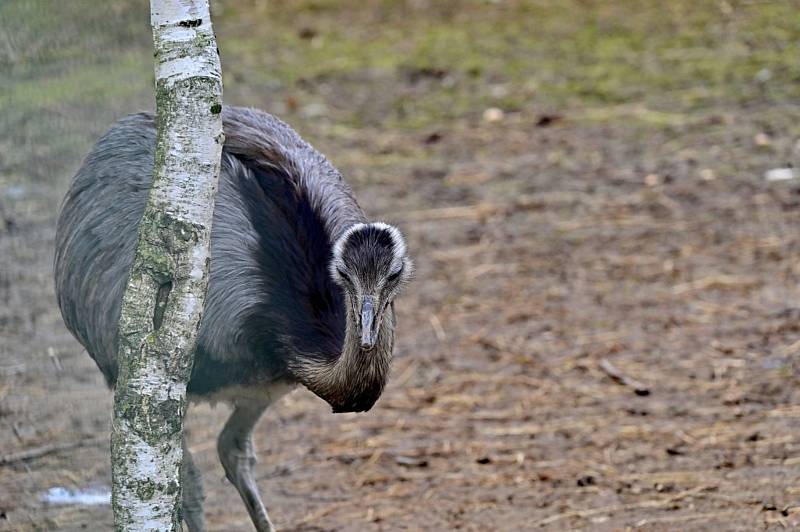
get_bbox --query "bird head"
[330,222,413,350]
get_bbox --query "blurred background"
[2,0,800,529]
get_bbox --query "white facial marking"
[330,222,409,284]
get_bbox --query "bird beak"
[360,296,378,350]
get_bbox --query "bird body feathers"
[54,107,378,401]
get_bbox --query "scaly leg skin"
[181,436,206,532]
[218,400,273,532]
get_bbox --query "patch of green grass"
[2,0,800,191]
[0,1,153,187]
[0,50,152,186]
[216,0,800,129]
[2,52,150,114]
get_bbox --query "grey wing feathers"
[222,108,365,239]
[54,106,364,387]
[54,113,156,382]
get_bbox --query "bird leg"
[217,400,273,532]
[181,435,206,532]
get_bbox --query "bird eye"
[386,267,403,283]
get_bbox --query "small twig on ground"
[599,358,650,396]
[536,485,715,527]
[632,510,743,528]
[0,436,106,466]
[396,194,551,223]
[396,203,500,222]
[671,274,762,295]
[471,335,548,372]
[429,314,447,341]
[293,503,341,526]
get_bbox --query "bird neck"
[292,298,394,413]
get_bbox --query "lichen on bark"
[111,1,223,530]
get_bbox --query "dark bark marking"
[153,281,173,330]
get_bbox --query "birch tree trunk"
[111,1,223,530]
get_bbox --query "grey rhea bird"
[54,106,413,531]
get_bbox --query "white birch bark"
[111,1,223,530]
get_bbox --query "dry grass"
[2,1,800,531]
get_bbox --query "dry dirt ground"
[2,1,800,530]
